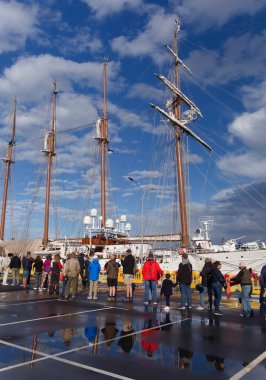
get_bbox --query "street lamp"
[128,176,145,261]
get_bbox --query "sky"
[0,0,266,244]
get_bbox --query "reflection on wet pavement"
[1,309,264,379]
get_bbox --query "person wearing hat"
[121,249,136,302]
[87,255,101,300]
[142,252,163,305]
[230,262,253,318]
[197,258,213,311]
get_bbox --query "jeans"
[180,284,191,307]
[241,285,252,316]
[144,280,157,302]
[212,282,222,312]
[200,286,213,308]
[260,284,265,304]
[61,276,67,297]
[35,272,42,289]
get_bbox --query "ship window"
[107,248,109,250]
[200,258,202,260]
[226,257,228,259]
[241,256,243,258]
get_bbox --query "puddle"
[0,343,42,369]
[0,310,263,378]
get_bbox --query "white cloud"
[56,27,103,55]
[82,0,144,18]
[185,31,266,85]
[127,170,162,180]
[111,8,175,64]
[0,54,121,103]
[127,83,165,103]
[0,0,39,53]
[175,0,266,30]
[217,81,266,179]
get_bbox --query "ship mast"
[43,81,57,247]
[95,60,109,228]
[151,21,211,249]
[0,97,16,240]
[173,23,189,248]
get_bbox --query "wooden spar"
[43,81,57,247]
[150,104,211,152]
[0,97,16,240]
[100,60,108,227]
[173,25,189,248]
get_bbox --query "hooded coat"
[88,259,101,281]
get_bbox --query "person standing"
[160,273,176,311]
[10,253,21,286]
[22,252,32,288]
[2,253,11,285]
[121,249,136,302]
[260,265,266,304]
[142,252,164,305]
[197,258,213,311]
[64,252,80,299]
[60,255,70,298]
[87,256,101,300]
[33,255,43,290]
[106,255,120,301]
[49,254,62,295]
[26,252,34,287]
[211,261,226,316]
[230,262,254,318]
[176,253,193,310]
[41,255,52,290]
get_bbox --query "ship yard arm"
[150,103,212,153]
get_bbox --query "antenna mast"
[0,97,16,240]
[43,81,57,247]
[173,22,189,248]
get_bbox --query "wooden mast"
[0,97,16,240]
[173,23,189,248]
[43,81,57,247]
[100,60,108,227]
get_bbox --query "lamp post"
[128,177,145,261]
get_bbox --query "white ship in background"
[153,216,266,274]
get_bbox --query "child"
[160,273,176,311]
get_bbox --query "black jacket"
[10,256,21,269]
[121,254,135,275]
[211,268,225,286]
[160,279,176,296]
[200,262,212,287]
[177,261,192,285]
[34,259,43,273]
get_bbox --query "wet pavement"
[0,288,265,380]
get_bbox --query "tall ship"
[0,23,265,274]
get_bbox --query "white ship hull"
[156,249,266,274]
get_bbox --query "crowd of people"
[0,250,265,318]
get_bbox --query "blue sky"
[0,0,266,243]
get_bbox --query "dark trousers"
[165,295,170,306]
[49,273,60,294]
[212,282,222,312]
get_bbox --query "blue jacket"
[88,259,101,281]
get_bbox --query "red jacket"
[142,260,164,281]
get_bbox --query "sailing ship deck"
[0,288,265,379]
